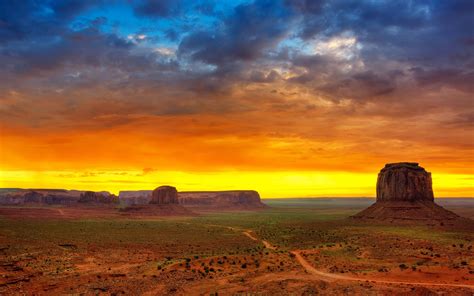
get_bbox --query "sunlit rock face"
[150,186,179,204]
[352,162,461,223]
[376,162,434,202]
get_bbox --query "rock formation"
[117,188,266,209]
[376,162,434,202]
[78,191,118,204]
[118,190,152,205]
[353,162,460,222]
[0,189,116,205]
[150,186,178,204]
[119,186,194,216]
[178,190,266,209]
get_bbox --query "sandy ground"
[1,205,473,295]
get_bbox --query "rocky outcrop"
[78,191,118,204]
[377,162,434,202]
[117,188,265,209]
[0,189,116,205]
[118,190,152,205]
[353,162,460,222]
[150,186,178,204]
[0,186,265,212]
[178,190,266,209]
[0,189,80,205]
[119,186,193,216]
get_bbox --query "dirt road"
[291,250,474,289]
[194,221,474,290]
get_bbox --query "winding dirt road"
[291,250,474,289]
[243,230,277,250]
[242,231,258,241]
[237,227,473,290]
[191,221,473,290]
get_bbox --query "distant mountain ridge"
[0,187,267,210]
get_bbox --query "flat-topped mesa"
[377,162,434,203]
[118,190,151,205]
[117,189,265,209]
[0,189,116,205]
[178,190,266,208]
[352,162,461,222]
[150,186,178,204]
[78,191,118,204]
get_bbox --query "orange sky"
[0,1,473,197]
[1,109,473,197]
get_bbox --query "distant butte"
[119,186,194,216]
[118,189,266,210]
[150,186,179,204]
[352,162,463,223]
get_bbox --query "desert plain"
[0,197,473,295]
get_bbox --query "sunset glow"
[0,1,472,197]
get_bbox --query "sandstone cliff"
[178,190,266,209]
[150,186,179,204]
[353,162,460,222]
[118,190,152,205]
[117,189,265,209]
[78,191,118,204]
[377,162,434,202]
[118,186,194,216]
[0,189,116,205]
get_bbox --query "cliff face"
[150,186,179,204]
[78,191,118,204]
[376,162,434,202]
[353,162,459,222]
[0,189,116,205]
[178,190,266,208]
[118,190,152,205]
[1,187,265,210]
[117,189,265,209]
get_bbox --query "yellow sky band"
[1,170,472,198]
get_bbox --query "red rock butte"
[376,162,434,202]
[150,186,179,204]
[353,162,461,223]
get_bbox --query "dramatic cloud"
[0,0,472,196]
[132,0,184,18]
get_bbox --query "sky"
[0,0,473,197]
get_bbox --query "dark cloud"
[1,27,143,76]
[132,0,183,18]
[444,112,474,128]
[0,0,472,132]
[320,71,396,100]
[411,67,474,93]
[0,0,100,43]
[178,0,294,66]
[249,70,280,83]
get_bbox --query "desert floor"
[1,199,473,295]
